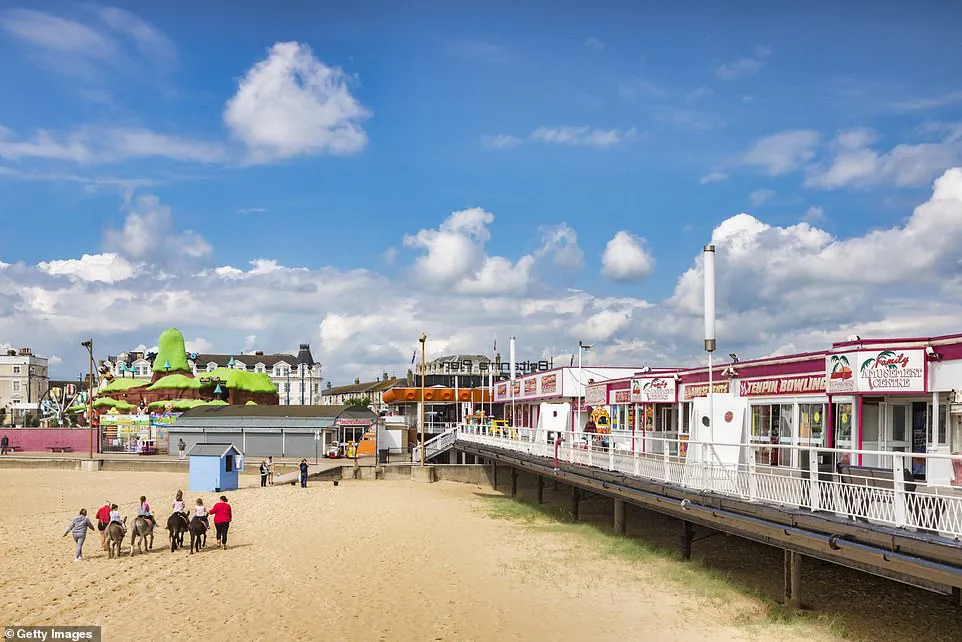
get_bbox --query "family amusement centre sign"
[630,377,677,403]
[826,349,925,394]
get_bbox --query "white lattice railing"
[455,424,962,541]
[412,427,458,463]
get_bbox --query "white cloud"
[104,193,211,264]
[184,337,212,354]
[0,125,225,164]
[7,170,962,386]
[714,47,771,81]
[37,253,137,283]
[889,90,962,112]
[806,126,962,189]
[585,37,606,51]
[481,134,522,150]
[803,206,825,223]
[602,231,655,282]
[530,126,639,148]
[0,7,175,80]
[537,224,584,271]
[743,129,820,175]
[224,41,371,162]
[749,189,776,206]
[700,171,728,184]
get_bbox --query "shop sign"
[540,373,558,395]
[610,389,631,404]
[826,349,926,394]
[857,349,925,393]
[495,382,508,401]
[511,381,521,396]
[826,353,857,394]
[631,377,677,403]
[585,383,607,407]
[524,378,538,396]
[739,374,825,397]
[682,381,730,401]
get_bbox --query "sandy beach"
[0,469,898,641]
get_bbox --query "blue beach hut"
[187,443,244,492]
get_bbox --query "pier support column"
[783,550,802,609]
[570,486,580,521]
[613,499,626,535]
[536,476,544,504]
[491,461,498,490]
[510,467,518,497]
[681,521,693,561]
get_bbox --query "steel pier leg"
[681,521,693,561]
[537,476,544,504]
[784,550,802,609]
[613,498,626,535]
[570,486,580,521]
[510,467,518,497]
[491,461,497,490]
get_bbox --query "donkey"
[189,517,207,554]
[129,515,154,555]
[167,512,189,552]
[107,518,126,559]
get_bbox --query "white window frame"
[12,366,20,375]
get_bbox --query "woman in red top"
[95,500,111,551]
[208,495,232,549]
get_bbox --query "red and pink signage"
[540,373,558,395]
[631,377,677,403]
[611,389,631,404]
[524,378,537,395]
[739,374,825,397]
[826,349,926,394]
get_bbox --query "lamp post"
[704,244,717,470]
[81,339,95,459]
[419,333,426,466]
[577,340,592,447]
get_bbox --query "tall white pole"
[704,244,716,468]
[509,337,516,427]
[454,374,459,425]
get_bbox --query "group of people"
[258,456,312,488]
[63,491,234,561]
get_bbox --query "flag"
[411,350,416,364]
[570,354,574,367]
[493,337,497,353]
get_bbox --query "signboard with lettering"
[540,373,558,395]
[585,383,607,407]
[632,377,677,403]
[611,389,631,404]
[524,378,537,396]
[682,381,730,401]
[739,374,825,397]
[495,382,508,401]
[826,349,926,394]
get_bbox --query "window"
[834,402,853,449]
[225,455,234,472]
[255,365,265,373]
[798,403,825,447]
[12,366,20,374]
[12,381,21,392]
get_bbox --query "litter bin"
[378,449,390,464]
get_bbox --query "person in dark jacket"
[1,434,8,455]
[299,459,309,488]
[259,459,269,487]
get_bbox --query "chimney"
[383,372,388,382]
[326,381,332,390]
[255,351,264,356]
[354,377,360,385]
[18,347,32,356]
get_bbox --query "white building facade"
[0,348,49,425]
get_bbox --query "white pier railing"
[412,427,458,464]
[455,424,962,541]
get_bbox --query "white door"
[861,403,881,467]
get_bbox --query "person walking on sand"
[95,500,111,551]
[178,438,186,461]
[267,456,274,485]
[259,459,269,487]
[208,496,232,549]
[299,459,309,488]
[63,508,94,562]
[1,434,8,455]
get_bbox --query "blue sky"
[1,1,962,383]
